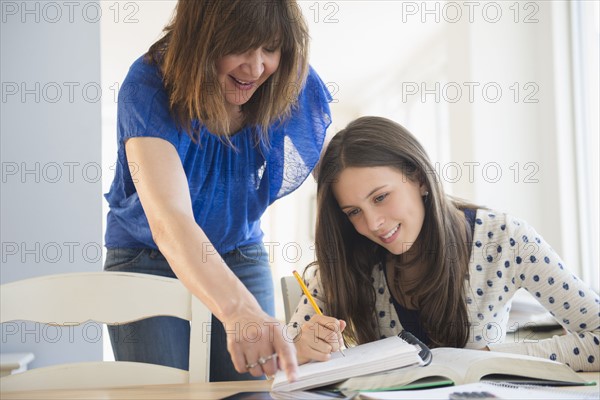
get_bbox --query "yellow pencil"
[292,270,345,356]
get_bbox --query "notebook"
[359,381,599,399]
[271,330,430,392]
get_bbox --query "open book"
[339,347,590,392]
[271,332,427,392]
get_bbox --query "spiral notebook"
[359,381,599,400]
[271,331,430,392]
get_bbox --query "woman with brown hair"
[290,116,599,372]
[104,1,331,381]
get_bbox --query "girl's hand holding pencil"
[292,270,347,365]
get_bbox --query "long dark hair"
[146,0,309,139]
[315,116,478,348]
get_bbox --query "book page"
[339,347,587,392]
[426,348,586,385]
[339,363,458,392]
[340,348,478,391]
[467,350,589,385]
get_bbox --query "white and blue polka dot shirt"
[290,209,600,372]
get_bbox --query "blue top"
[104,55,332,254]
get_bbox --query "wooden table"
[0,353,35,377]
[2,373,599,399]
[1,379,272,399]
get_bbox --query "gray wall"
[1,0,103,368]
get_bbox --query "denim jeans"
[104,244,274,382]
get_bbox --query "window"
[571,1,599,290]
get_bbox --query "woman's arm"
[125,136,298,379]
[488,215,599,372]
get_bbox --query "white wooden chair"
[281,276,303,323]
[281,264,322,323]
[0,272,211,392]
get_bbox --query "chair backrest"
[0,272,211,392]
[281,276,303,323]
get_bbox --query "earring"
[423,191,429,202]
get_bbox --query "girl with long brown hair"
[104,1,331,381]
[290,116,599,372]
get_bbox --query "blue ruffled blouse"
[104,55,332,254]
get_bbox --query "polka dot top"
[289,209,600,372]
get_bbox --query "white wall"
[1,0,103,367]
[100,0,176,215]
[316,1,585,276]
[270,0,598,312]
